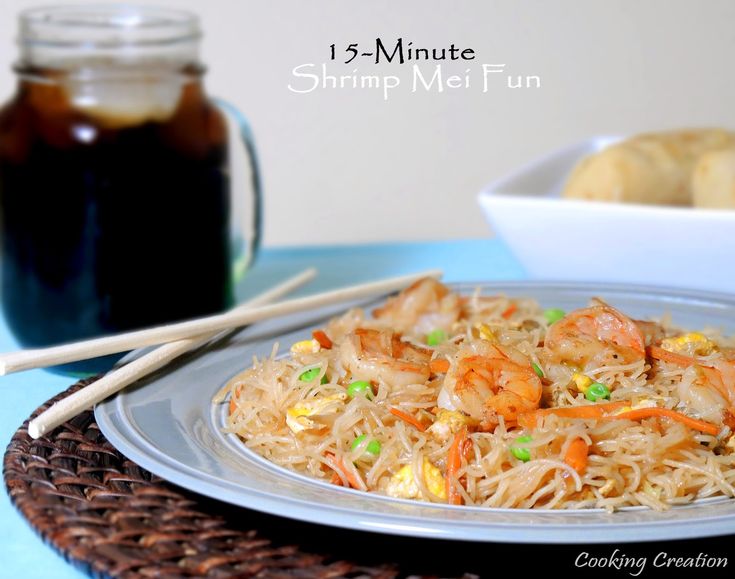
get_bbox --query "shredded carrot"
[430,358,450,374]
[564,438,589,474]
[501,303,517,319]
[325,452,362,489]
[228,385,242,415]
[521,400,720,436]
[389,407,427,431]
[446,427,468,505]
[312,330,333,349]
[604,407,720,436]
[647,345,702,368]
[518,401,628,429]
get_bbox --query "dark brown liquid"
[0,73,233,374]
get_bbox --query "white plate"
[477,137,735,293]
[95,282,735,544]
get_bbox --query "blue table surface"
[1,238,524,578]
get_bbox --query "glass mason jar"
[0,6,261,374]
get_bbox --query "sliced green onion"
[532,363,544,378]
[426,329,447,346]
[544,308,566,325]
[585,382,611,402]
[347,380,374,400]
[511,435,533,462]
[351,434,381,456]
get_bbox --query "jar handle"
[214,98,262,283]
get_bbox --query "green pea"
[351,434,381,456]
[585,382,611,402]
[532,363,544,378]
[347,380,374,400]
[298,368,327,383]
[511,435,533,462]
[544,308,566,325]
[426,329,447,346]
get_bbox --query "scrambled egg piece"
[428,409,468,442]
[612,398,658,415]
[286,393,346,434]
[386,457,447,500]
[474,323,497,343]
[661,333,717,357]
[572,372,593,393]
[290,339,321,354]
[642,480,662,499]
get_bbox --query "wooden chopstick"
[3,268,442,376]
[27,268,318,439]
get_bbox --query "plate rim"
[96,280,735,543]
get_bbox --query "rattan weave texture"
[3,379,406,578]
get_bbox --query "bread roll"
[692,147,735,209]
[562,129,735,205]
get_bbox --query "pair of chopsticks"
[8,268,442,439]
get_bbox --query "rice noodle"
[217,279,735,511]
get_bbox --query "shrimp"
[340,328,431,388]
[325,307,366,342]
[648,342,735,428]
[373,277,461,336]
[544,302,645,369]
[437,341,542,430]
[682,360,735,428]
[635,319,667,347]
[677,365,730,425]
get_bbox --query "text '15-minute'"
[330,38,475,65]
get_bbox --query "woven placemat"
[4,379,485,578]
[8,380,735,578]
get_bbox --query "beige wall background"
[0,0,733,247]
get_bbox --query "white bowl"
[477,136,735,294]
